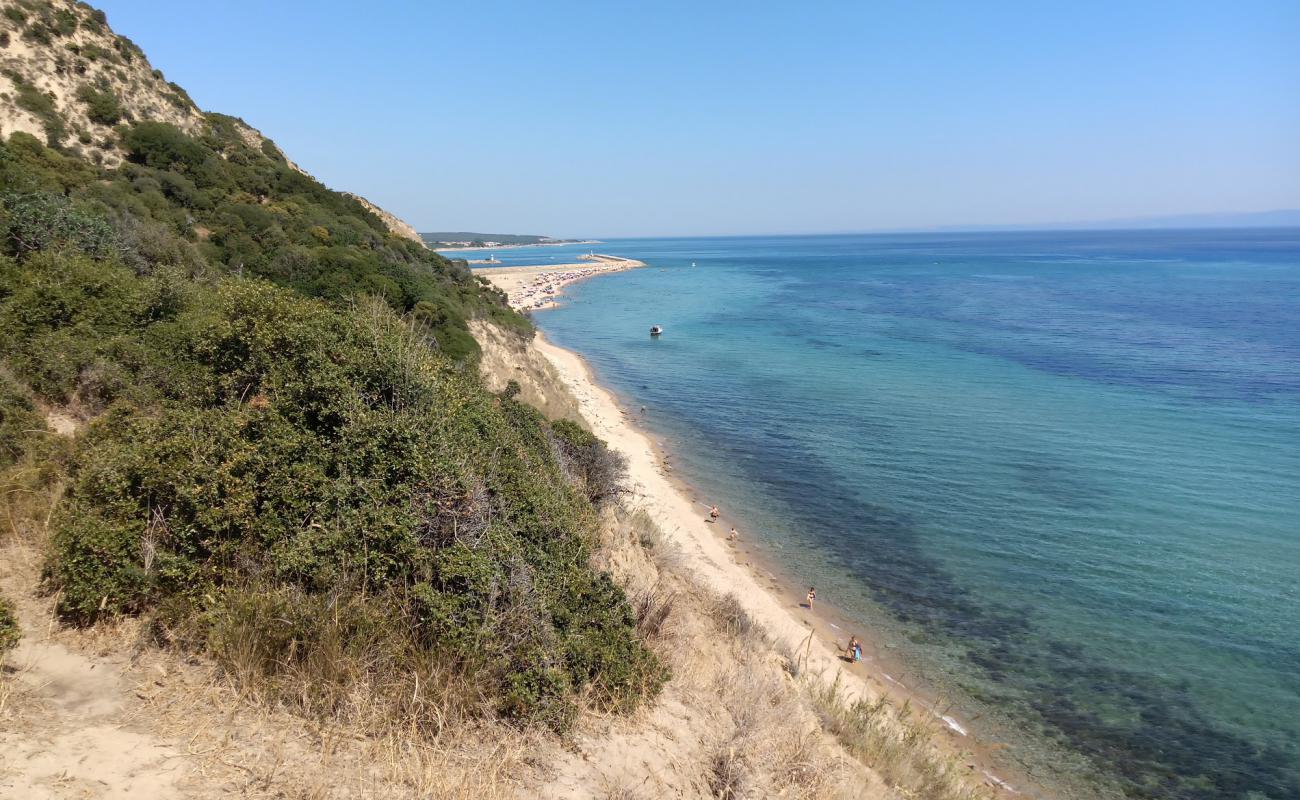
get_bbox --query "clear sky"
[98,0,1299,237]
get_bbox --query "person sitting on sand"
[806,587,816,609]
[709,505,720,520]
[847,636,862,663]
[728,526,738,541]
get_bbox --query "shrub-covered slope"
[0,0,662,731]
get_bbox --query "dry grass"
[631,580,676,642]
[809,676,991,800]
[179,581,524,762]
[704,655,846,800]
[608,507,992,800]
[0,447,68,549]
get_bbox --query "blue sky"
[99,1,1299,237]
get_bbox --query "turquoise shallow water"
[451,231,1300,799]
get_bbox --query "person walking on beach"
[728,526,738,542]
[709,505,720,521]
[806,587,816,609]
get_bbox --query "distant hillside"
[422,231,583,247]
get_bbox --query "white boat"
[650,325,664,336]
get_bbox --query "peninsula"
[474,254,645,311]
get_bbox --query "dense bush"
[1,118,528,360]
[0,373,45,468]
[0,595,19,655]
[550,419,629,508]
[1,192,120,258]
[0,254,663,728]
[75,83,123,125]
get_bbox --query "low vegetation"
[0,250,664,731]
[549,418,628,508]
[810,678,986,800]
[0,594,18,655]
[0,54,660,731]
[1,111,526,359]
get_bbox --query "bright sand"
[529,331,1024,796]
[473,256,645,311]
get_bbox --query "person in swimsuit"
[848,636,863,662]
[806,587,816,609]
[709,505,720,520]
[728,526,738,541]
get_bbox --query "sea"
[448,230,1300,800]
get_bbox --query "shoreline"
[473,255,645,311]
[528,326,1038,798]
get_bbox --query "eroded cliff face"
[470,319,584,423]
[0,0,424,244]
[0,0,204,163]
[344,191,425,245]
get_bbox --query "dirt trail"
[0,548,195,799]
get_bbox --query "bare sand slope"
[0,548,192,799]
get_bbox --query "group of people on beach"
[508,269,600,311]
[706,502,865,667]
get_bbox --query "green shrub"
[0,373,44,468]
[0,42,621,732]
[0,595,19,656]
[550,418,628,508]
[25,276,662,729]
[12,81,66,145]
[1,193,120,259]
[76,84,123,125]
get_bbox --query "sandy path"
[0,550,193,799]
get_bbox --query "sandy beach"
[473,255,645,311]
[530,330,1026,796]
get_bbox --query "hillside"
[1,0,661,732]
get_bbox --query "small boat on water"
[649,325,664,336]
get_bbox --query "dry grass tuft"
[708,592,758,639]
[708,745,748,798]
[632,580,676,641]
[810,676,990,800]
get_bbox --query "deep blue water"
[450,230,1300,799]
